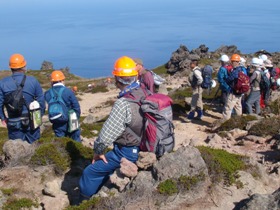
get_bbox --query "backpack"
[231,67,250,94]
[200,65,213,89]
[259,71,271,91]
[145,70,166,86]
[4,75,26,118]
[124,88,175,157]
[47,87,69,123]
[270,67,280,90]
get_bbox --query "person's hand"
[1,119,7,127]
[92,154,108,164]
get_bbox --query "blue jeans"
[246,90,261,114]
[79,144,139,198]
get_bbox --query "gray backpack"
[124,87,175,157]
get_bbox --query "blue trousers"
[79,144,139,198]
[7,118,40,144]
[53,123,81,142]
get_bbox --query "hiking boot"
[187,111,195,120]
[195,110,203,120]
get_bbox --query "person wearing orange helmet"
[222,54,246,121]
[44,70,81,142]
[79,56,145,201]
[0,53,45,143]
[133,58,155,92]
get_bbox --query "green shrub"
[3,197,39,210]
[248,116,280,137]
[1,188,16,196]
[217,115,257,132]
[30,142,70,174]
[268,98,280,115]
[157,179,178,195]
[197,146,248,186]
[66,197,100,210]
[80,120,105,138]
[152,65,168,75]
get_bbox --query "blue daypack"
[47,87,69,123]
[201,65,213,89]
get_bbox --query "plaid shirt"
[94,97,132,154]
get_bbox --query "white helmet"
[251,57,260,67]
[211,80,217,88]
[240,57,246,66]
[219,55,229,62]
[258,54,268,61]
[277,78,280,87]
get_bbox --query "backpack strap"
[50,87,66,106]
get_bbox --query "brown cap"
[133,58,143,66]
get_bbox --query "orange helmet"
[112,56,138,77]
[50,70,65,82]
[230,54,241,62]
[9,54,27,69]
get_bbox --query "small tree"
[41,61,53,70]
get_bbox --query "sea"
[1,0,280,78]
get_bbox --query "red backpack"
[233,70,250,94]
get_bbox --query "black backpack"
[4,75,26,118]
[201,65,213,89]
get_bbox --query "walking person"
[0,53,45,143]
[217,55,231,106]
[246,58,262,115]
[222,54,247,121]
[44,70,81,142]
[187,59,203,121]
[79,56,144,201]
[133,58,155,92]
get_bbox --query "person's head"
[72,86,78,92]
[264,59,273,70]
[112,56,138,90]
[250,57,261,70]
[190,59,199,69]
[50,70,65,85]
[230,54,241,67]
[219,54,229,65]
[133,58,144,74]
[258,54,268,62]
[240,57,246,67]
[9,53,27,72]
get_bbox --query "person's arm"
[0,86,6,125]
[94,98,131,155]
[69,90,81,118]
[34,79,45,115]
[194,68,203,85]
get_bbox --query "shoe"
[195,109,203,120]
[187,111,195,119]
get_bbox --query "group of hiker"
[0,54,82,143]
[1,51,279,203]
[0,54,165,203]
[186,53,279,123]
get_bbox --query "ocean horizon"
[1,0,280,78]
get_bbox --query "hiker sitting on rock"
[79,56,144,201]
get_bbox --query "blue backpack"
[47,87,69,123]
[201,65,213,89]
